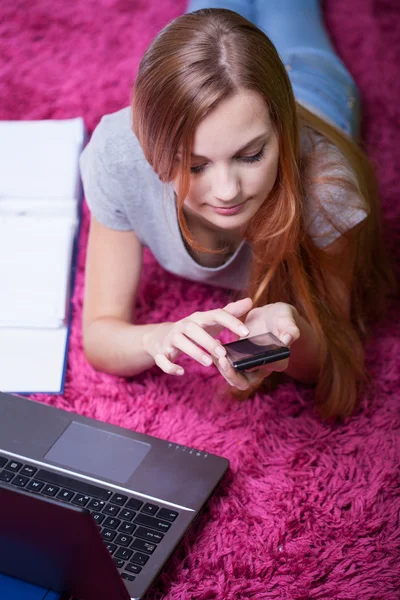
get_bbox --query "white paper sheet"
[0,217,77,328]
[0,118,85,200]
[0,197,78,220]
[0,327,69,393]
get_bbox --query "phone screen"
[223,332,290,371]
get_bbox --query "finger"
[154,353,184,376]
[165,346,180,362]
[255,357,289,374]
[170,332,214,367]
[244,368,272,387]
[213,358,239,387]
[217,356,250,391]
[274,316,300,346]
[270,357,290,372]
[178,321,227,360]
[195,307,250,338]
[278,325,300,346]
[215,361,245,388]
[223,297,253,317]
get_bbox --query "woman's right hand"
[142,297,253,375]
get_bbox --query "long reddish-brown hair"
[132,8,394,418]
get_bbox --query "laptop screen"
[44,421,151,484]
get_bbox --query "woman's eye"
[189,144,266,175]
[237,145,266,164]
[190,164,207,175]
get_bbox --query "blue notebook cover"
[0,573,61,600]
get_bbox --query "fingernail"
[202,355,213,366]
[282,334,291,345]
[215,345,226,358]
[239,325,249,336]
[176,368,184,375]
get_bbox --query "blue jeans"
[186,0,360,139]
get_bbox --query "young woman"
[80,2,393,418]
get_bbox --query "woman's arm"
[83,217,253,377]
[83,216,165,376]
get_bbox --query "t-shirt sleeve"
[303,136,369,248]
[79,117,132,230]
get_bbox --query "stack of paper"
[0,118,86,393]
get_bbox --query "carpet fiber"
[1,1,399,598]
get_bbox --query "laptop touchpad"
[44,421,151,484]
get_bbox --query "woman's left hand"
[216,302,300,390]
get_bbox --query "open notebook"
[0,118,86,393]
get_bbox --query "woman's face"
[173,90,279,232]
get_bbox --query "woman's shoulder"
[300,125,369,248]
[79,107,163,232]
[85,106,148,168]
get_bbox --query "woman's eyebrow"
[191,133,269,160]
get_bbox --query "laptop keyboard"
[0,455,179,584]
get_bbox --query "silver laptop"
[0,392,229,599]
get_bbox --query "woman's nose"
[211,166,240,203]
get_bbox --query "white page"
[0,216,77,328]
[0,118,85,200]
[0,327,68,393]
[0,197,78,220]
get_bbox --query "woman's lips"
[210,201,246,215]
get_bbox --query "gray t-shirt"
[79,107,368,291]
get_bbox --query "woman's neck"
[182,206,243,267]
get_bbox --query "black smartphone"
[223,332,290,372]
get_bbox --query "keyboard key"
[41,484,60,497]
[87,499,105,511]
[0,457,7,468]
[92,512,105,525]
[126,498,143,511]
[0,470,14,483]
[105,543,117,555]
[5,460,22,473]
[131,539,156,554]
[36,469,113,501]
[101,529,117,542]
[103,517,121,530]
[26,479,44,492]
[126,563,142,575]
[135,527,164,544]
[141,502,159,516]
[114,534,133,547]
[103,504,120,516]
[57,489,75,502]
[113,558,125,569]
[72,493,90,507]
[20,465,37,477]
[130,552,149,567]
[110,493,128,506]
[115,548,133,561]
[157,508,179,522]
[118,522,136,535]
[133,513,171,533]
[121,573,135,582]
[11,475,29,488]
[120,509,135,522]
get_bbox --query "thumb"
[223,297,253,318]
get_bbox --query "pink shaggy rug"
[1,1,399,598]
